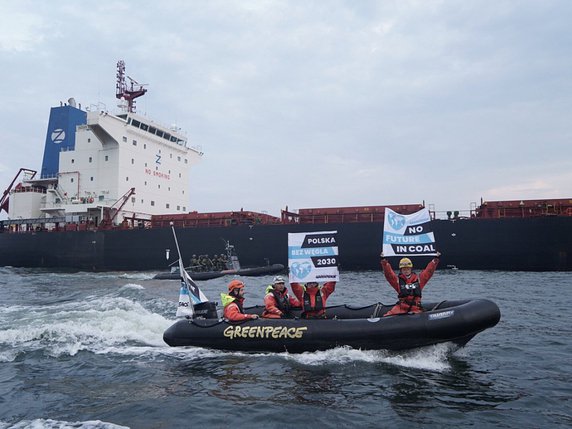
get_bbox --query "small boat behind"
[163,298,501,353]
[153,268,225,281]
[234,263,285,277]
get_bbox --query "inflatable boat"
[163,299,501,353]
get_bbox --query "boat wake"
[282,343,457,372]
[152,342,459,372]
[0,294,172,362]
[0,419,129,429]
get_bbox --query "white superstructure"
[8,105,202,229]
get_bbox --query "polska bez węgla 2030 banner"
[288,231,339,283]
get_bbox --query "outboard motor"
[192,301,219,319]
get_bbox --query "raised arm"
[380,256,399,291]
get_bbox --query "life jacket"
[220,293,244,313]
[398,275,422,304]
[302,289,324,313]
[272,290,291,313]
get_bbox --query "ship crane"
[115,60,148,113]
[98,187,136,229]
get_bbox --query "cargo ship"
[1,62,571,272]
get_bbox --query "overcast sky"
[1,0,570,218]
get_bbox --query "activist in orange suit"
[380,252,440,316]
[291,281,336,319]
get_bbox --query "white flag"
[382,208,437,257]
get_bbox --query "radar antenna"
[115,60,148,113]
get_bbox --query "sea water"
[0,267,570,428]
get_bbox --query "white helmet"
[273,276,285,285]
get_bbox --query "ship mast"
[115,60,148,113]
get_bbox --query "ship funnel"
[68,97,77,108]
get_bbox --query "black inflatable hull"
[153,270,225,280]
[154,264,285,280]
[235,263,285,277]
[163,299,500,353]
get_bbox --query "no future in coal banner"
[382,208,437,256]
[288,231,339,283]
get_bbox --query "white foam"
[119,283,145,290]
[118,272,156,280]
[0,419,130,429]
[0,296,173,361]
[281,343,456,372]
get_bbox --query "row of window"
[70,155,185,174]
[121,136,189,164]
[127,117,187,146]
[69,176,185,194]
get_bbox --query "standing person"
[291,280,336,319]
[262,276,300,319]
[221,280,259,322]
[380,252,440,316]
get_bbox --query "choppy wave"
[0,295,171,362]
[0,419,129,429]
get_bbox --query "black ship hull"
[1,217,571,271]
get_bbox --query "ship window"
[179,173,181,178]
[141,199,144,204]
[168,170,171,174]
[122,136,127,142]
[145,162,147,167]
[105,155,109,161]
[90,177,93,181]
[158,184,161,189]
[164,133,171,141]
[70,178,74,183]
[185,159,188,164]
[132,119,141,128]
[170,136,177,142]
[166,203,170,209]
[145,181,147,186]
[182,190,185,194]
[170,153,173,159]
[88,138,91,143]
[183,206,186,211]
[140,123,148,131]
[131,197,136,203]
[149,126,157,135]
[89,157,92,163]
[99,195,104,201]
[144,144,147,149]
[126,177,129,181]
[132,140,137,146]
[168,187,171,191]
[177,156,181,162]
[177,206,180,211]
[151,201,155,207]
[159,149,162,153]
[131,158,134,165]
[156,130,164,138]
[71,159,75,164]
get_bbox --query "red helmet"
[228,280,245,292]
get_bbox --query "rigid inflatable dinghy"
[163,299,500,353]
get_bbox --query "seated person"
[262,276,300,319]
[220,279,259,321]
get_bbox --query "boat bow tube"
[163,299,501,353]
